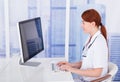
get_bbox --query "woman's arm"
[57,61,82,69]
[60,65,103,77]
[70,61,82,69]
[70,68,102,77]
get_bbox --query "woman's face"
[81,20,93,34]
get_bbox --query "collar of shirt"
[87,30,101,47]
[89,30,101,45]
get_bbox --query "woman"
[57,9,108,82]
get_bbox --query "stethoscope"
[82,34,100,57]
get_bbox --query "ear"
[91,21,96,26]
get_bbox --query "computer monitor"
[18,17,44,66]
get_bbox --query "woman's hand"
[57,61,71,67]
[59,65,72,71]
[57,61,73,71]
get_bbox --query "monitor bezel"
[18,17,44,64]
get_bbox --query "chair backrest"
[107,62,118,81]
[91,62,118,82]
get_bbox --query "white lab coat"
[80,30,108,81]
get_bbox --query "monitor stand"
[19,58,41,67]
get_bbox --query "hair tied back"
[100,22,102,26]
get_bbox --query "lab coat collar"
[89,30,101,44]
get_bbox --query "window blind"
[109,34,120,81]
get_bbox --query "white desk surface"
[0,56,74,82]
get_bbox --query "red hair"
[81,9,107,41]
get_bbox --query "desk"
[0,56,74,82]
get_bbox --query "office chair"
[91,62,118,82]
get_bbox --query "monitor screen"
[18,17,44,64]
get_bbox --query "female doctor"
[57,9,108,82]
